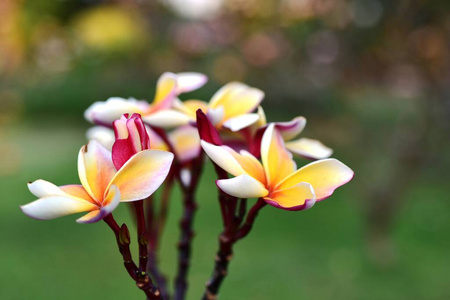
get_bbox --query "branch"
[103,214,161,300]
[174,155,204,300]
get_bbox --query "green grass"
[0,120,449,299]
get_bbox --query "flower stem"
[146,194,170,300]
[174,155,204,300]
[133,200,149,272]
[202,198,266,299]
[103,213,161,300]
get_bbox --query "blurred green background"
[1,0,449,299]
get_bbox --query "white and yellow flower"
[201,124,353,210]
[21,140,174,223]
[175,82,264,132]
[252,106,333,160]
[85,72,207,128]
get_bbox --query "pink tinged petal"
[151,72,178,111]
[109,150,174,202]
[206,106,224,126]
[142,109,191,128]
[196,110,222,145]
[260,124,296,189]
[277,158,354,201]
[222,113,260,132]
[21,196,97,220]
[126,117,144,152]
[86,126,115,150]
[60,184,96,202]
[84,97,150,126]
[286,138,333,160]
[274,116,307,141]
[112,139,135,171]
[113,116,129,139]
[264,182,316,211]
[216,175,269,199]
[200,140,246,177]
[169,125,201,163]
[78,140,116,202]
[175,72,208,94]
[76,185,121,224]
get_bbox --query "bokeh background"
[1,0,449,299]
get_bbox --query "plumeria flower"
[21,115,174,223]
[175,82,264,132]
[201,124,353,210]
[250,106,333,160]
[85,72,207,128]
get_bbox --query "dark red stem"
[202,198,266,300]
[103,214,161,300]
[174,155,204,300]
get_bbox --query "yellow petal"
[169,125,201,163]
[217,175,268,199]
[209,82,264,122]
[286,138,333,160]
[264,182,315,210]
[78,140,116,203]
[76,185,121,223]
[276,158,354,200]
[228,150,266,185]
[261,124,296,189]
[108,150,174,202]
[174,99,209,119]
[152,72,177,108]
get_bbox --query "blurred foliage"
[1,0,449,299]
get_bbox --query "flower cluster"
[21,72,353,299]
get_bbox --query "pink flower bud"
[112,113,151,170]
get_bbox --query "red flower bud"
[112,113,151,170]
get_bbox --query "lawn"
[0,119,449,300]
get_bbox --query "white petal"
[84,97,150,126]
[200,140,246,176]
[21,196,97,220]
[286,138,333,160]
[217,175,268,198]
[142,109,191,128]
[86,126,115,150]
[28,180,67,198]
[176,72,208,94]
[207,106,224,126]
[222,113,260,132]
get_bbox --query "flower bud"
[112,113,151,170]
